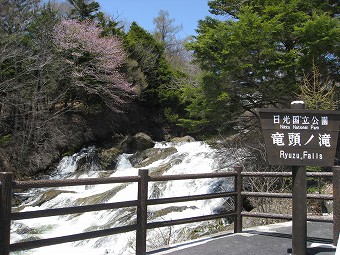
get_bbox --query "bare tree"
[300,62,339,110]
[153,10,183,54]
[152,10,189,68]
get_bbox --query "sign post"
[259,102,340,255]
[291,101,307,255]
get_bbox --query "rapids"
[11,141,244,254]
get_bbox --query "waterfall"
[11,141,243,254]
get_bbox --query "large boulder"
[98,147,122,170]
[120,133,155,154]
[170,136,195,143]
[129,147,178,168]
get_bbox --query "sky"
[96,0,213,38]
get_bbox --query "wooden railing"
[1,166,339,255]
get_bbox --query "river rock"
[129,147,178,168]
[98,147,122,170]
[75,147,101,172]
[170,136,195,143]
[120,133,155,153]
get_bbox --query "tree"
[67,0,100,21]
[152,10,197,74]
[53,19,133,112]
[123,22,191,133]
[300,62,339,110]
[153,10,183,57]
[124,22,173,105]
[96,11,125,37]
[184,0,339,134]
[0,1,133,174]
[0,1,69,169]
[0,0,40,34]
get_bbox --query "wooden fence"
[1,166,339,255]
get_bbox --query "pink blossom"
[53,19,134,111]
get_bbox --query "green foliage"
[177,73,229,133]
[164,108,179,123]
[306,166,323,194]
[306,166,322,172]
[124,22,184,115]
[96,12,125,37]
[184,0,339,134]
[67,0,100,21]
[124,22,168,93]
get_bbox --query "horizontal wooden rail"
[307,194,333,200]
[306,172,334,177]
[148,192,237,206]
[241,171,333,178]
[11,200,138,220]
[13,176,141,189]
[148,211,236,229]
[10,224,138,251]
[241,212,333,223]
[149,171,237,182]
[242,211,292,220]
[241,172,293,177]
[306,215,333,223]
[241,191,333,200]
[242,191,293,199]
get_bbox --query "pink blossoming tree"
[53,19,134,111]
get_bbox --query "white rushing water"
[11,141,243,255]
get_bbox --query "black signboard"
[259,108,340,166]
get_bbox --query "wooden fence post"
[234,165,243,233]
[333,166,340,246]
[136,169,149,255]
[0,172,13,255]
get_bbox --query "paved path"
[149,221,337,255]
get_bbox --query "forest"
[0,0,339,177]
